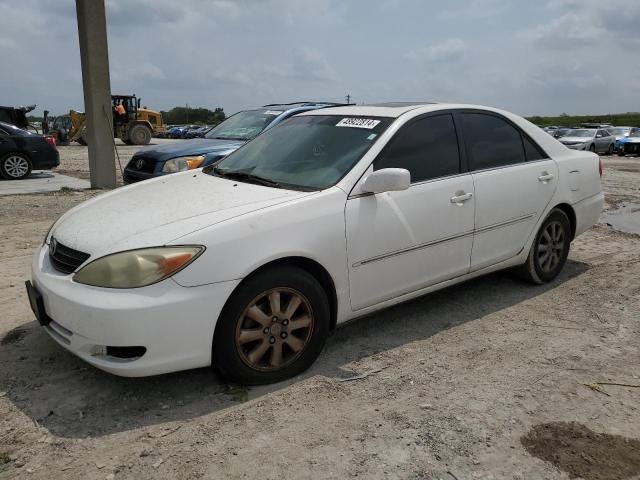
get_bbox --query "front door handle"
[450,191,473,205]
[538,172,554,183]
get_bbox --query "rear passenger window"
[375,114,460,183]
[523,135,547,161]
[462,113,525,170]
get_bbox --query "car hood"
[560,136,592,143]
[50,172,312,258]
[135,138,246,162]
[624,137,640,143]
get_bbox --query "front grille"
[49,238,90,274]
[127,156,157,173]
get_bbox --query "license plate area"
[25,281,51,326]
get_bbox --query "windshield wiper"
[211,167,282,188]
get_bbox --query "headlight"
[73,246,204,288]
[162,155,205,173]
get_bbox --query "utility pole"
[345,94,351,104]
[75,0,116,188]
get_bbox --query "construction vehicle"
[45,110,89,146]
[111,94,165,145]
[45,94,165,146]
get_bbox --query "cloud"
[0,0,638,118]
[405,39,467,65]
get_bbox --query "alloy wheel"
[235,287,314,371]
[3,155,30,178]
[536,220,565,273]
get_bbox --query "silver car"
[559,128,615,154]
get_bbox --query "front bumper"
[623,143,640,155]
[31,245,240,377]
[563,143,587,150]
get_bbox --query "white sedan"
[27,103,604,384]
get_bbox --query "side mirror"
[361,168,410,194]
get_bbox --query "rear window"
[0,122,31,136]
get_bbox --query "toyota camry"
[27,103,604,384]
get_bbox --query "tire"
[607,144,614,156]
[127,124,152,145]
[213,266,330,385]
[617,151,626,157]
[0,153,32,180]
[589,144,596,152]
[518,209,571,284]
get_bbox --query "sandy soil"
[53,138,182,183]
[0,156,639,479]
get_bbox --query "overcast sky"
[1,0,639,117]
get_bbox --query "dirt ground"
[0,151,639,480]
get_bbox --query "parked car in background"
[618,128,640,156]
[166,126,187,138]
[552,127,571,139]
[28,102,604,384]
[558,128,615,154]
[184,126,212,139]
[0,122,59,179]
[123,102,345,183]
[608,126,633,152]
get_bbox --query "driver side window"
[374,114,461,183]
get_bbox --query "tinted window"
[523,135,546,161]
[374,114,460,182]
[462,113,525,170]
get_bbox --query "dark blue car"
[123,102,343,183]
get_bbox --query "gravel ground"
[53,138,182,183]
[0,154,639,479]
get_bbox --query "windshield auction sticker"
[336,118,381,129]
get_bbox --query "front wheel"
[213,266,330,385]
[589,144,596,152]
[128,124,152,145]
[607,144,614,156]
[518,209,571,284]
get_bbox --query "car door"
[345,112,475,310]
[0,126,18,156]
[595,130,607,152]
[458,111,559,271]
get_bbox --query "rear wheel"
[213,266,330,385]
[0,153,32,180]
[518,209,571,284]
[127,124,152,145]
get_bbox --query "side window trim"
[372,111,464,184]
[455,108,549,172]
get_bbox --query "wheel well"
[244,257,339,331]
[553,203,576,240]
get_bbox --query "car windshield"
[565,129,595,138]
[208,115,392,190]
[629,129,640,138]
[205,109,284,141]
[609,127,630,136]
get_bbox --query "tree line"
[527,112,640,127]
[160,106,226,126]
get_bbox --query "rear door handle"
[450,192,473,204]
[538,172,554,183]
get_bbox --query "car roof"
[298,102,513,119]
